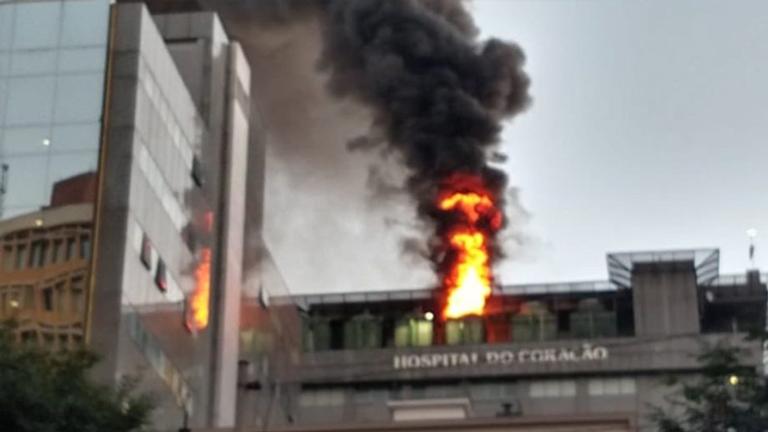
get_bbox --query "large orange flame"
[189,247,211,330]
[187,210,214,332]
[438,179,501,320]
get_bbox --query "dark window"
[71,288,84,315]
[29,241,43,268]
[155,260,167,292]
[556,310,571,334]
[55,283,65,313]
[42,288,53,311]
[65,238,76,261]
[485,314,510,343]
[382,318,395,348]
[40,241,49,266]
[184,228,197,252]
[191,156,205,187]
[140,235,152,269]
[329,319,345,350]
[51,240,62,263]
[2,246,13,270]
[30,240,48,268]
[23,286,34,310]
[15,245,27,269]
[79,235,90,259]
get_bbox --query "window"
[155,260,167,292]
[55,283,65,313]
[2,246,13,271]
[29,240,48,268]
[5,76,56,126]
[512,301,557,342]
[394,318,434,347]
[15,245,27,269]
[191,156,204,187]
[140,235,152,269]
[23,286,34,311]
[42,287,54,311]
[329,319,344,350]
[66,238,76,261]
[305,317,331,352]
[54,74,104,123]
[588,378,636,396]
[79,235,90,259]
[51,240,62,263]
[13,1,62,49]
[470,383,516,400]
[343,314,382,349]
[571,299,617,338]
[529,380,577,398]
[446,318,484,345]
[354,387,388,404]
[60,0,110,47]
[299,389,345,407]
[184,228,197,252]
[71,288,84,315]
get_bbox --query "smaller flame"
[188,247,211,330]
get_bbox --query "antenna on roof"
[747,228,758,269]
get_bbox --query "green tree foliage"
[650,343,768,432]
[0,324,154,432]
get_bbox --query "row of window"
[304,307,619,352]
[131,224,183,303]
[1,230,91,272]
[0,0,110,51]
[299,378,638,407]
[18,329,83,349]
[0,274,85,317]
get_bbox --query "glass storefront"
[0,0,110,347]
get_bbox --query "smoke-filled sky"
[260,0,768,295]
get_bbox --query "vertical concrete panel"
[632,261,700,337]
[211,42,250,428]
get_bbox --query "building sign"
[393,344,609,370]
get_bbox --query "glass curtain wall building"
[0,0,109,350]
[0,1,279,430]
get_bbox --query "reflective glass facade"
[0,0,110,346]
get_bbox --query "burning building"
[269,249,766,431]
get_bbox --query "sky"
[260,0,768,295]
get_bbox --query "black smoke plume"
[249,0,531,283]
[317,0,530,267]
